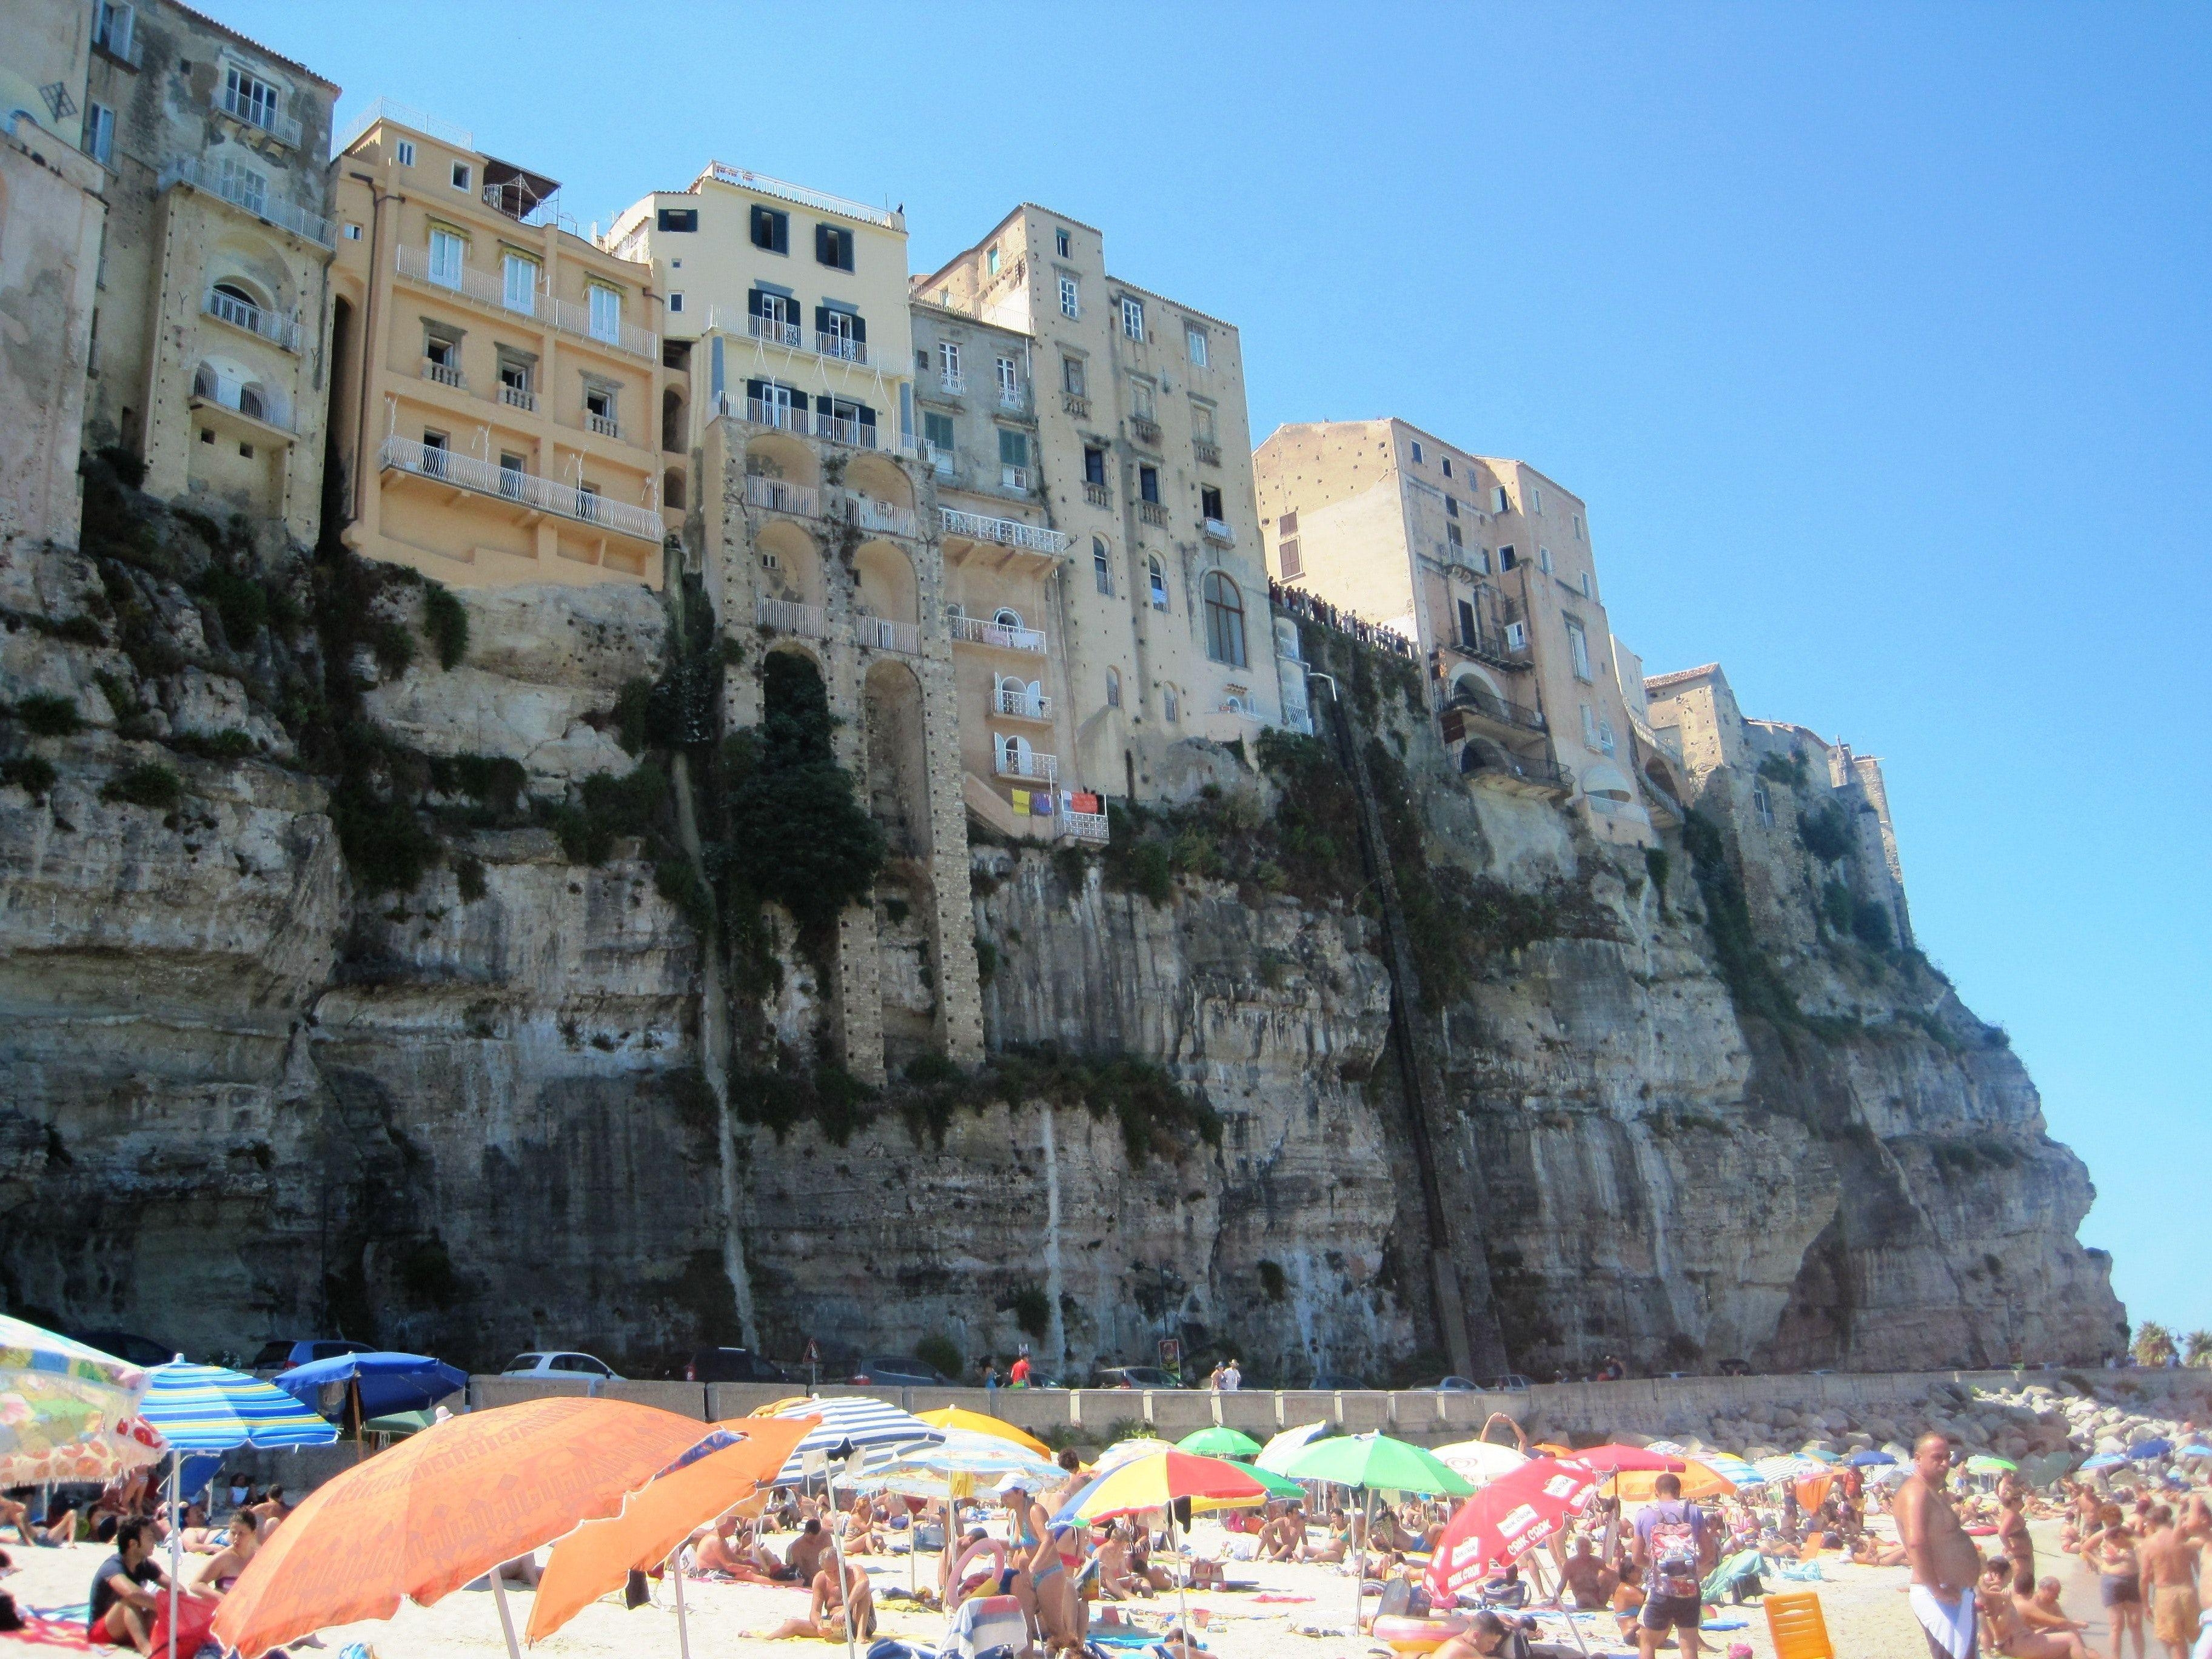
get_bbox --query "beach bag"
[1645,1501,1703,1600]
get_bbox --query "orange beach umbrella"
[211,1396,716,1659]
[527,1414,815,1641]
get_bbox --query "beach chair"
[944,1592,1028,1658]
[1761,1589,1834,1659]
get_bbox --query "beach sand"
[3,1517,2106,1658]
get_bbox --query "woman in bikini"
[191,1510,259,1596]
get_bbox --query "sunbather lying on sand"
[746,1558,877,1642]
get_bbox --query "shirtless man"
[1978,1558,2096,1659]
[748,1556,877,1643]
[1559,1537,1619,1610]
[1898,1433,1983,1659]
[191,1510,259,1595]
[690,1514,749,1575]
[2142,1505,2202,1659]
[1258,1504,1306,1562]
[2,1489,75,1548]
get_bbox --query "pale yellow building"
[1253,420,1657,845]
[0,0,107,564]
[326,101,668,589]
[917,206,1282,804]
[75,0,338,545]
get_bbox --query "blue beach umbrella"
[1845,1449,1897,1467]
[274,1350,466,1423]
[2080,1452,2127,1472]
[2128,1439,2174,1462]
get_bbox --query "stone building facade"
[325,101,668,589]
[1253,418,1658,846]
[916,205,1283,805]
[78,0,338,545]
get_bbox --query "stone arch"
[1446,663,1507,715]
[662,384,686,455]
[843,451,913,512]
[753,518,823,608]
[743,429,817,488]
[855,538,917,626]
[863,657,932,860]
[662,467,686,512]
[208,228,292,311]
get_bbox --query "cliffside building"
[1253,420,1657,845]
[0,0,108,564]
[75,0,338,545]
[326,102,669,589]
[916,206,1283,804]
[1644,663,1913,953]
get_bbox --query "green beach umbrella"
[1283,1431,1475,1496]
[1242,1462,1306,1501]
[1964,1455,2018,1474]
[1178,1425,1264,1459]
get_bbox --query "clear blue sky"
[232,1,2211,1336]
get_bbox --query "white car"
[501,1350,624,1382]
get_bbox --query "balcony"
[1139,500,1168,527]
[1128,415,1162,448]
[1083,481,1110,508]
[854,614,920,654]
[378,437,665,542]
[1458,742,1572,798]
[994,747,1058,786]
[816,330,867,365]
[1439,689,1547,743]
[738,395,808,433]
[950,613,1048,654]
[1001,464,1030,492]
[204,287,300,351]
[394,246,655,360]
[217,82,303,147]
[1436,625,1532,674]
[499,383,537,412]
[745,475,819,517]
[421,358,465,390]
[924,443,954,477]
[997,386,1030,414]
[994,686,1053,720]
[755,595,828,639]
[1062,809,1109,844]
[159,155,334,249]
[1193,439,1221,468]
[546,293,656,361]
[939,372,967,395]
[588,412,622,439]
[1063,392,1090,418]
[719,396,916,457]
[939,507,1073,556]
[849,497,917,538]
[1202,517,1235,545]
[748,313,803,350]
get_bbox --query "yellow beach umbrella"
[1615,1456,1738,1501]
[914,1405,1051,1458]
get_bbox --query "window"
[1164,688,1179,723]
[94,2,133,59]
[396,138,416,167]
[1442,456,1453,478]
[987,245,1000,276]
[818,307,860,359]
[1279,509,1299,535]
[224,65,281,132]
[1581,703,1599,748]
[1093,536,1112,595]
[498,355,532,402]
[1083,446,1107,485]
[501,250,537,312]
[1538,546,1553,574]
[423,329,458,370]
[1278,538,1302,580]
[923,410,954,451]
[588,285,622,344]
[1056,227,1071,258]
[1200,484,1224,520]
[1599,718,1617,756]
[498,451,527,498]
[451,161,471,190]
[657,207,698,232]
[343,223,362,240]
[668,292,685,313]
[816,223,855,270]
[1579,571,1592,599]
[421,429,449,477]
[220,157,267,216]
[1572,513,1584,541]
[1498,544,1517,570]
[996,355,1018,400]
[1530,484,1544,512]
[1121,296,1144,340]
[1202,572,1247,667]
[1105,667,1121,708]
[1491,485,1509,513]
[998,427,1029,466]
[1446,495,1459,518]
[1138,464,1159,504]
[1753,782,1775,828]
[585,384,617,435]
[938,340,960,380]
[1147,555,1168,611]
[1190,401,1216,443]
[749,204,788,253]
[1059,276,1079,318]
[1411,440,1424,464]
[82,102,113,164]
[1457,599,1478,649]
[428,227,464,287]
[1185,324,1207,366]
[1062,356,1085,395]
[1130,377,1156,422]
[1566,617,1592,680]
[1447,521,1463,549]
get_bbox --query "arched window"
[993,606,1023,629]
[1202,571,1246,668]
[1163,687,1180,723]
[238,384,266,421]
[1093,535,1111,595]
[192,363,218,400]
[1105,666,1121,708]
[1147,554,1168,611]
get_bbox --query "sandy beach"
[2,1517,2116,1659]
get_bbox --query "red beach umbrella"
[1427,1455,1605,1603]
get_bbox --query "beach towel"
[1700,1548,1766,1604]
[3,1609,96,1651]
[866,1641,937,1659]
[944,1592,1026,1659]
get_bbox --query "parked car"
[1094,1366,1182,1390]
[1716,1358,1752,1376]
[249,1338,374,1378]
[683,1347,786,1384]
[849,1356,951,1388]
[1308,1374,1371,1390]
[1419,1375,1483,1392]
[1489,1373,1533,1393]
[69,1330,183,1369]
[501,1351,624,1382]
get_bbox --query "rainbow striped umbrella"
[0,1316,160,1484]
[141,1362,341,1450]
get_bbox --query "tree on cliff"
[2133,1321,2178,1367]
[2184,1330,2212,1369]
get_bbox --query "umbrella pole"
[672,1550,692,1659]
[489,1570,523,1659]
[1353,1485,1375,1634]
[351,1379,363,1464]
[166,1449,179,1659]
[1173,1507,1190,1646]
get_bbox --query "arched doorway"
[864,658,937,1071]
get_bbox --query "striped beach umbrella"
[1753,1453,1827,1483]
[769,1394,943,1482]
[141,1362,339,1450]
[0,1316,159,1484]
[1701,1452,1763,1487]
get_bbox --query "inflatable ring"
[1372,1614,1473,1652]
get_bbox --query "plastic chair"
[1763,1589,1835,1659]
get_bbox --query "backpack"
[1644,1501,1703,1600]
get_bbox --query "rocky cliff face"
[0,476,2122,1377]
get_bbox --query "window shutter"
[816,395,836,421]
[850,313,866,343]
[857,402,877,435]
[816,224,830,263]
[745,378,768,403]
[747,289,765,319]
[814,306,830,335]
